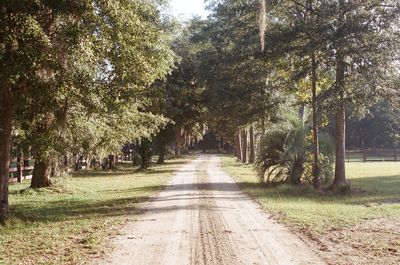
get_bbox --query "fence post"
[23,157,29,180]
[17,156,22,183]
[362,150,367,162]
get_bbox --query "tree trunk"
[0,87,13,220]
[333,49,348,190]
[187,133,192,151]
[74,154,79,171]
[311,52,321,188]
[175,127,182,157]
[249,126,255,164]
[298,104,305,123]
[333,98,347,189]
[86,156,91,169]
[234,132,242,160]
[50,160,59,178]
[108,155,116,169]
[64,154,68,167]
[261,118,266,135]
[157,144,166,164]
[290,156,305,185]
[31,160,52,188]
[241,129,248,163]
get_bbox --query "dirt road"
[99,155,324,265]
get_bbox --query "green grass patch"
[221,155,400,232]
[0,156,193,265]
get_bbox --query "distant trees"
[194,0,283,163]
[152,20,208,159]
[344,102,400,150]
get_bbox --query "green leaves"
[195,0,283,137]
[255,115,334,184]
[150,20,208,147]
[2,0,176,167]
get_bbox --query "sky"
[169,0,209,20]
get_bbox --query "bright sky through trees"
[170,0,208,19]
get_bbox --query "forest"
[0,1,399,264]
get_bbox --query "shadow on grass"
[73,169,177,178]
[7,158,195,225]
[158,160,193,166]
[349,175,400,189]
[10,197,148,224]
[73,171,137,178]
[8,155,398,226]
[136,169,186,175]
[221,154,400,205]
[72,160,188,178]
[233,175,400,205]
[9,183,167,224]
[9,185,246,224]
[10,175,399,225]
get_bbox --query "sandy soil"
[97,155,324,265]
[310,218,400,265]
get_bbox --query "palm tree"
[255,116,334,185]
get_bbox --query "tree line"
[188,0,400,188]
[1,0,400,221]
[0,0,178,220]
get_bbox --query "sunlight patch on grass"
[220,155,400,232]
[0,156,194,265]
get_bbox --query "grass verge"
[221,155,400,264]
[0,156,193,265]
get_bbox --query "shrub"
[255,117,306,184]
[255,117,334,185]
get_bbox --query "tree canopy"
[1,0,400,220]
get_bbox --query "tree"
[326,0,400,190]
[259,0,332,187]
[153,124,175,164]
[0,85,12,220]
[0,0,174,218]
[24,0,174,188]
[0,1,64,217]
[249,125,256,163]
[136,139,153,170]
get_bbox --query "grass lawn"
[0,156,193,265]
[220,155,400,232]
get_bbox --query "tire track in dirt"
[191,159,238,265]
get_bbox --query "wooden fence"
[9,150,397,182]
[9,157,35,183]
[346,149,399,162]
[8,154,130,182]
